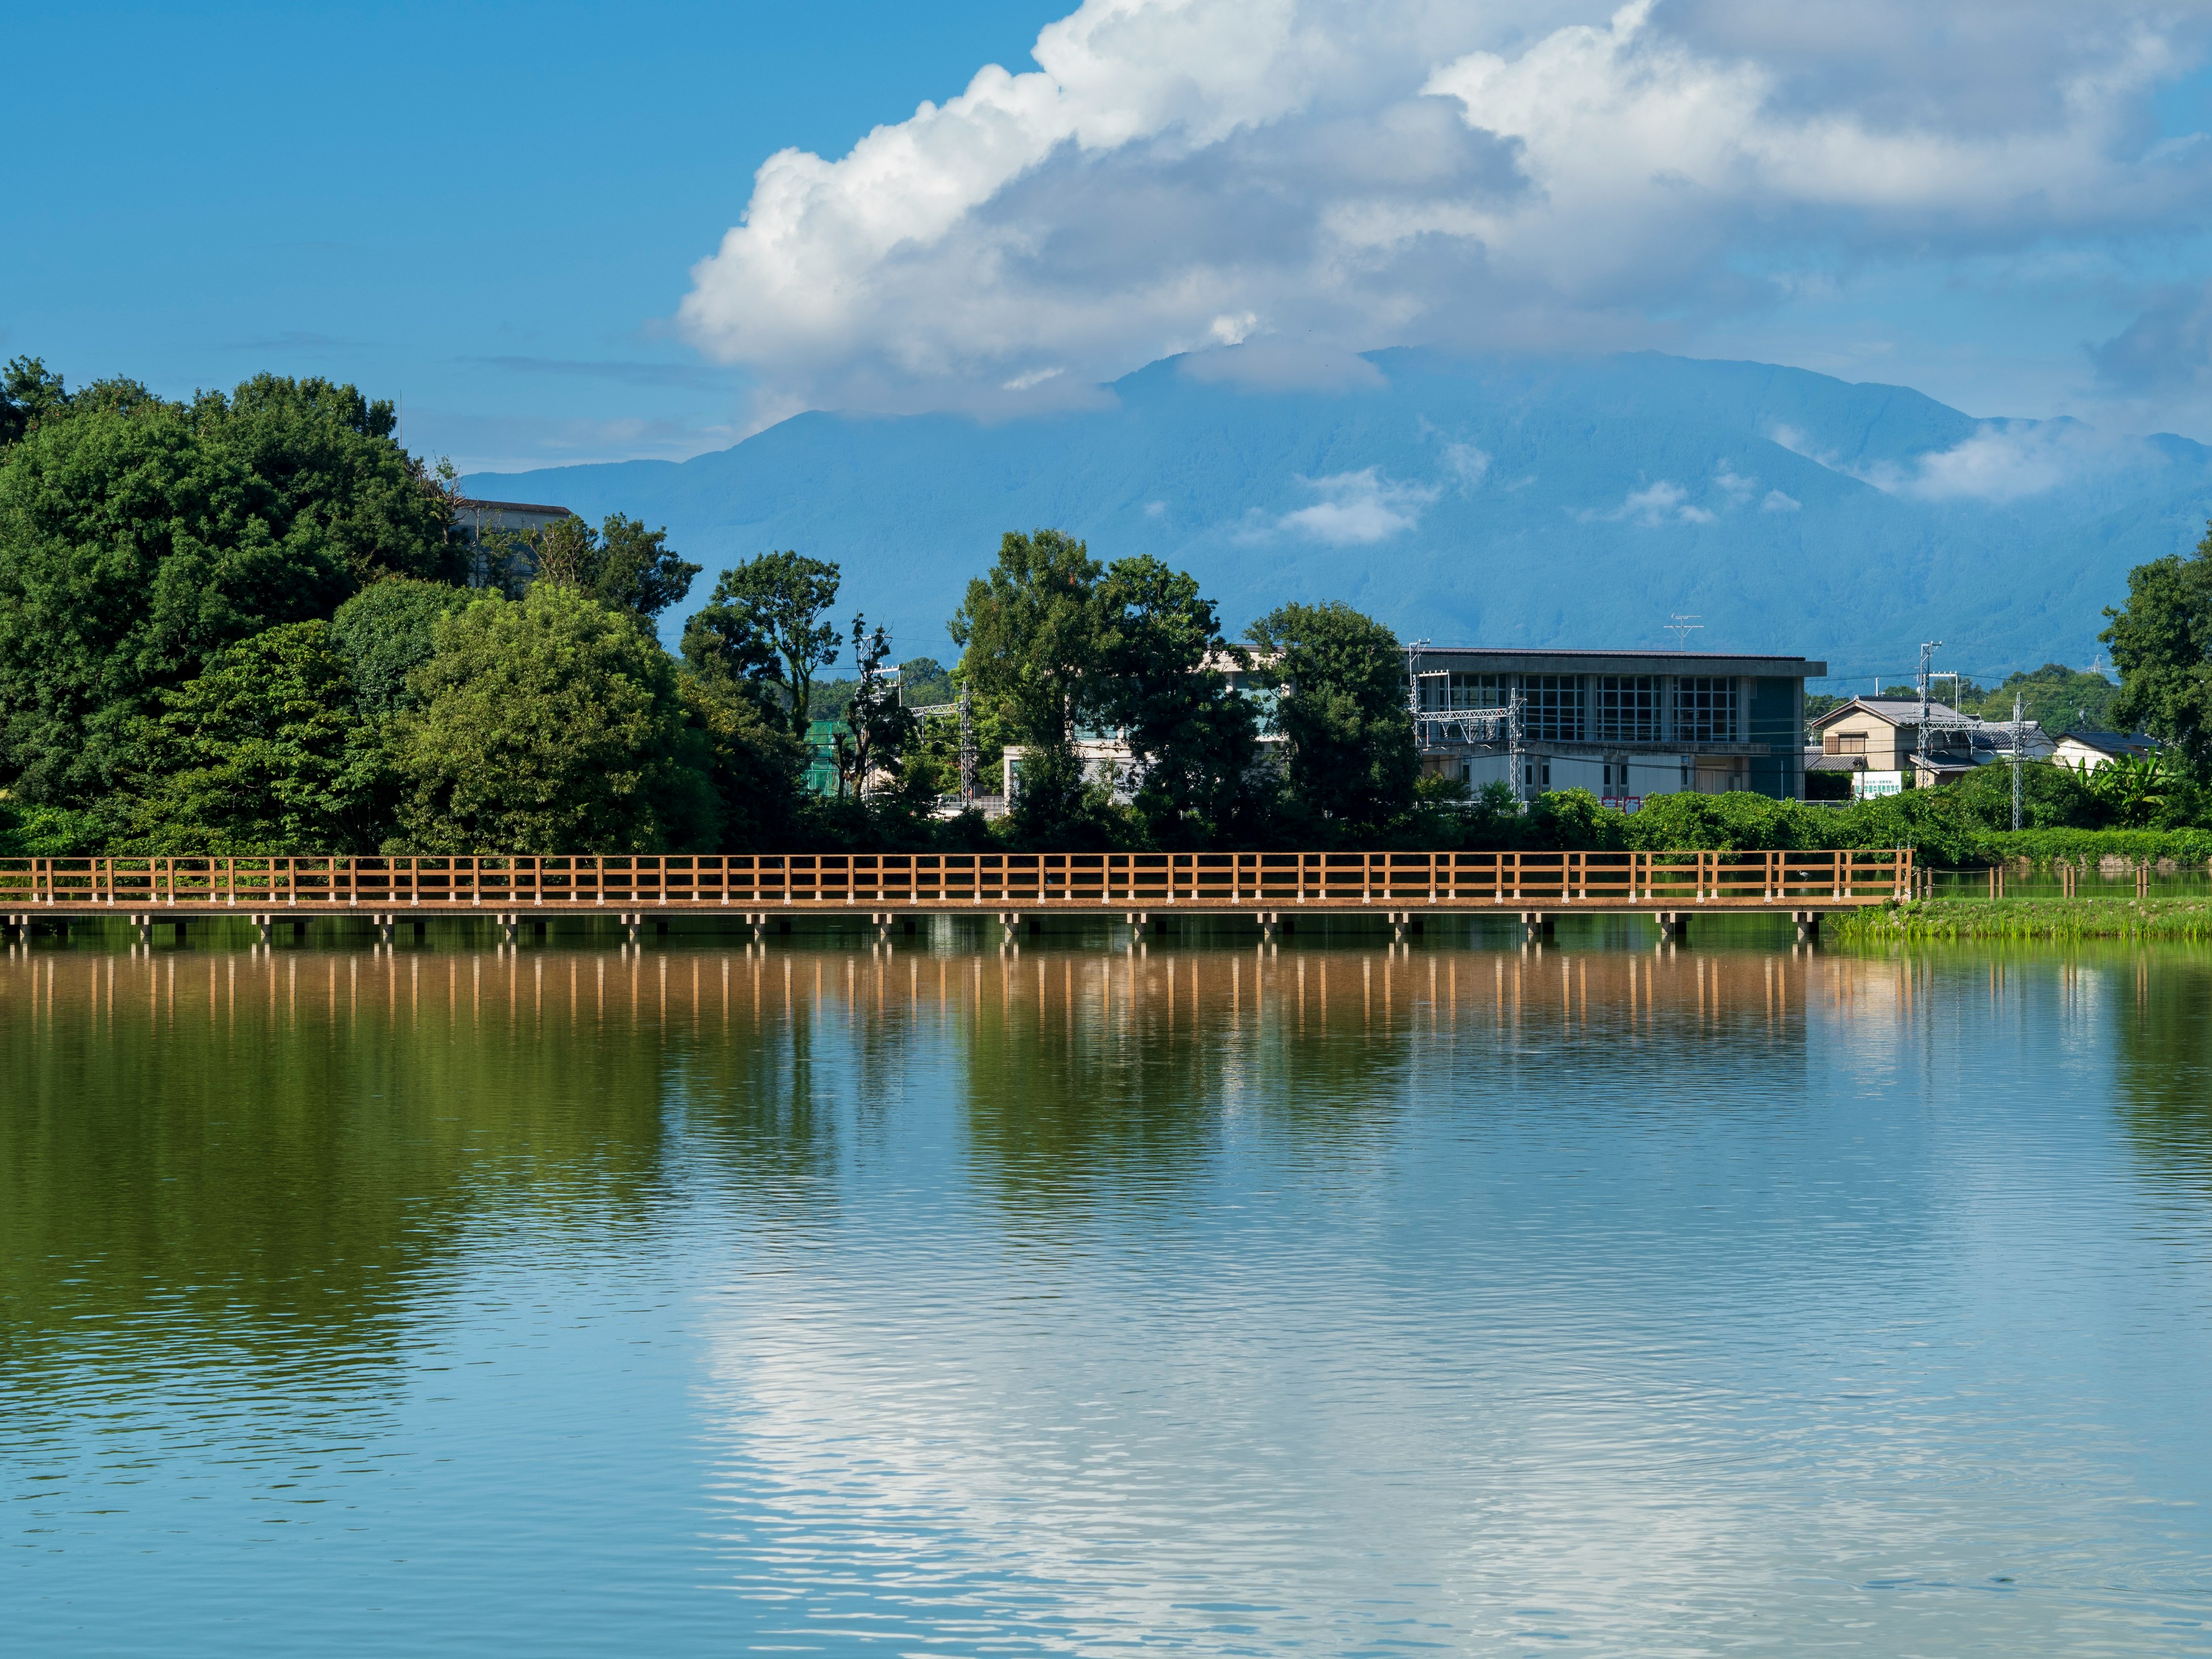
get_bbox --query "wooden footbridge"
[3,850,1910,945]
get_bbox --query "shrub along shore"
[1832,896,2212,941]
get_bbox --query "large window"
[1525,675,1584,741]
[1418,672,1503,711]
[1594,675,1660,741]
[1676,676,1738,743]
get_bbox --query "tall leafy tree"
[0,357,71,449]
[1248,600,1418,828]
[680,551,840,743]
[1094,554,1260,843]
[0,396,355,804]
[128,621,387,852]
[494,512,699,623]
[330,578,474,719]
[0,370,469,805]
[831,616,918,798]
[195,374,466,586]
[949,529,1103,747]
[392,585,713,853]
[2103,528,2212,772]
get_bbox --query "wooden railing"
[0,850,1912,910]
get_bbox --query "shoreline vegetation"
[6,362,2212,868]
[1834,896,2212,941]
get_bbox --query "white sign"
[1601,797,1644,813]
[1853,770,1903,800]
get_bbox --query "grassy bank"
[1834,896,2212,941]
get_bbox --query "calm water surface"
[4,923,2211,1655]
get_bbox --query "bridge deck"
[3,850,1909,916]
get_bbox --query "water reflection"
[3,935,2210,1657]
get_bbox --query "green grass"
[1834,896,2212,941]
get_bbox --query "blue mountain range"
[468,347,2212,687]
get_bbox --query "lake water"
[5,921,2211,1656]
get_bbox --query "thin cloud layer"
[679,0,2212,423]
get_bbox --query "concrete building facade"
[1410,648,1827,804]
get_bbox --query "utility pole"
[2011,691,2025,832]
[957,682,978,806]
[1666,614,1703,650]
[1508,688,1527,809]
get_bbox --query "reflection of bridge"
[3,850,1908,945]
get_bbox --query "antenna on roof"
[1664,614,1703,650]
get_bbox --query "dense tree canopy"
[129,621,386,853]
[2103,532,2212,772]
[495,512,699,623]
[1248,600,1418,828]
[330,578,474,720]
[393,585,713,854]
[950,529,1104,748]
[0,370,466,805]
[681,551,840,740]
[1094,554,1260,844]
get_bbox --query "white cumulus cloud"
[677,0,2212,423]
[1268,468,1441,543]
[1584,478,1714,525]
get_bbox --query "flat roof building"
[1407,647,1829,803]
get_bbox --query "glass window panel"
[1595,676,1659,741]
[1675,676,1738,744]
[1525,675,1583,741]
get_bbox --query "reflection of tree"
[951,946,1821,1221]
[0,952,679,1382]
[2111,949,2212,1188]
[959,953,1221,1215]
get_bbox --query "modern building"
[2052,729,2158,772]
[451,497,574,588]
[1408,647,1828,803]
[452,497,573,541]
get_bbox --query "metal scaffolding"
[1405,642,1529,808]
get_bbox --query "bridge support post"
[624,912,641,946]
[253,914,271,945]
[998,910,1020,945]
[1520,911,1552,944]
[1257,910,1277,943]
[748,911,766,943]
[499,912,517,945]
[1794,910,1821,944]
[1391,911,1408,944]
[131,914,149,945]
[376,913,393,945]
[1655,911,1688,943]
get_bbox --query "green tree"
[1248,600,1417,829]
[681,551,840,743]
[0,396,355,805]
[680,675,804,850]
[330,578,474,719]
[494,512,699,623]
[194,374,466,586]
[0,356,71,449]
[831,616,918,799]
[2103,529,2212,771]
[392,585,712,853]
[128,622,386,852]
[1095,554,1262,844]
[950,529,1104,747]
[1964,663,2121,733]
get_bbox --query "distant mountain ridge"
[468,347,2212,685]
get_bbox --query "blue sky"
[12,0,2212,474]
